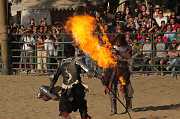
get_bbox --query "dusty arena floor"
[0,74,180,119]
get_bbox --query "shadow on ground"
[133,103,180,112]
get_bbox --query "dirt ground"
[0,74,180,119]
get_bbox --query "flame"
[99,25,112,49]
[119,76,126,86]
[65,15,116,68]
[119,76,126,93]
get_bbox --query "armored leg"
[109,82,118,114]
[79,100,91,119]
[124,82,133,111]
[125,97,132,110]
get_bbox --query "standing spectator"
[30,18,35,27]
[40,17,47,27]
[44,35,56,74]
[20,31,35,73]
[37,35,47,73]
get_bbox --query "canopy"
[11,0,107,16]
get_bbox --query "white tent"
[11,0,107,25]
[12,0,107,13]
[11,0,83,25]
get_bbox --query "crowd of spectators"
[8,1,180,76]
[102,2,180,76]
[8,17,66,74]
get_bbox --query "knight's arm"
[49,62,63,89]
[75,57,96,77]
[76,59,90,72]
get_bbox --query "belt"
[61,80,79,89]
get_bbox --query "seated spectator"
[134,17,140,30]
[159,20,167,33]
[142,37,152,72]
[139,4,149,16]
[177,44,180,56]
[136,25,147,44]
[164,24,176,43]
[125,31,133,45]
[124,7,132,20]
[155,10,168,27]
[131,40,144,71]
[155,35,167,74]
[166,40,179,76]
[125,16,136,32]
[170,11,177,20]
[115,24,124,34]
[148,23,159,34]
[170,18,179,31]
[153,5,160,19]
[175,27,180,44]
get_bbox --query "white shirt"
[44,38,55,56]
[8,0,12,3]
[156,43,166,57]
[22,36,35,51]
[155,16,168,27]
[143,43,152,57]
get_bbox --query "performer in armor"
[102,33,134,114]
[49,44,92,119]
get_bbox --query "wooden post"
[0,0,9,74]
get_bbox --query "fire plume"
[119,76,126,93]
[119,76,126,86]
[65,15,116,68]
